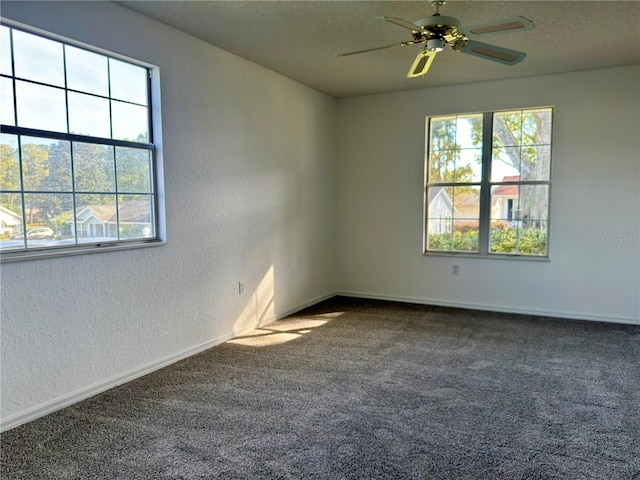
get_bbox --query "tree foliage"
[428,223,547,255]
[0,137,151,234]
[0,142,21,214]
[428,116,480,184]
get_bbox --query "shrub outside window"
[425,107,552,257]
[0,23,159,260]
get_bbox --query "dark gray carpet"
[2,296,640,479]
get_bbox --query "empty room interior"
[1,1,639,478]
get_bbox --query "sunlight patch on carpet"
[228,332,302,347]
[228,312,343,347]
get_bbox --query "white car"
[11,228,56,240]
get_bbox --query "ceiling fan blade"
[461,40,526,65]
[335,43,400,57]
[463,16,535,38]
[336,43,402,57]
[407,50,438,78]
[336,40,422,58]
[378,16,424,32]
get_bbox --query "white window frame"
[424,107,553,259]
[0,19,165,263]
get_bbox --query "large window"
[425,107,552,257]
[0,22,160,260]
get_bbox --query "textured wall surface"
[335,65,640,323]
[2,1,639,430]
[0,1,337,426]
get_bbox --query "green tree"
[115,147,151,193]
[491,110,552,181]
[73,142,115,196]
[20,142,51,224]
[428,116,480,184]
[0,140,21,213]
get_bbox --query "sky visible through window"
[446,117,517,182]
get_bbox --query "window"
[0,23,161,260]
[425,107,552,257]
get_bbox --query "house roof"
[493,176,520,197]
[428,187,454,210]
[0,205,22,221]
[0,205,22,225]
[75,201,151,224]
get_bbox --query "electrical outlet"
[238,281,245,294]
[452,265,460,276]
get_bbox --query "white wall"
[336,65,640,324]
[0,2,337,428]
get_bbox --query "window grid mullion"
[428,182,481,188]
[62,45,71,136]
[107,59,114,141]
[0,125,153,150]
[0,73,147,108]
[5,23,25,243]
[8,29,18,128]
[17,137,27,249]
[69,141,79,245]
[478,112,493,256]
[146,69,153,144]
[113,145,120,240]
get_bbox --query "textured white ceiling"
[117,1,640,98]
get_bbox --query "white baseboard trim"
[336,290,640,326]
[4,290,634,431]
[255,292,337,330]
[0,292,336,433]
[0,332,235,433]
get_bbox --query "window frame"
[423,107,553,260]
[0,19,165,263]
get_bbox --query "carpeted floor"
[2,296,639,479]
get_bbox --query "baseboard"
[5,290,633,431]
[0,332,236,433]
[336,290,640,326]
[0,292,336,433]
[255,292,337,329]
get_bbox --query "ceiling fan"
[336,1,535,78]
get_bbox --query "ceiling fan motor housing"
[427,38,445,52]
[412,16,469,50]
[415,15,460,29]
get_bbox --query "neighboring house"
[67,201,153,239]
[430,177,521,233]
[453,192,481,221]
[428,187,455,234]
[428,187,482,235]
[492,175,520,221]
[0,205,22,236]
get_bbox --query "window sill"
[423,251,550,262]
[0,239,166,263]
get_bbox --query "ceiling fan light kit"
[426,38,445,52]
[337,0,535,79]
